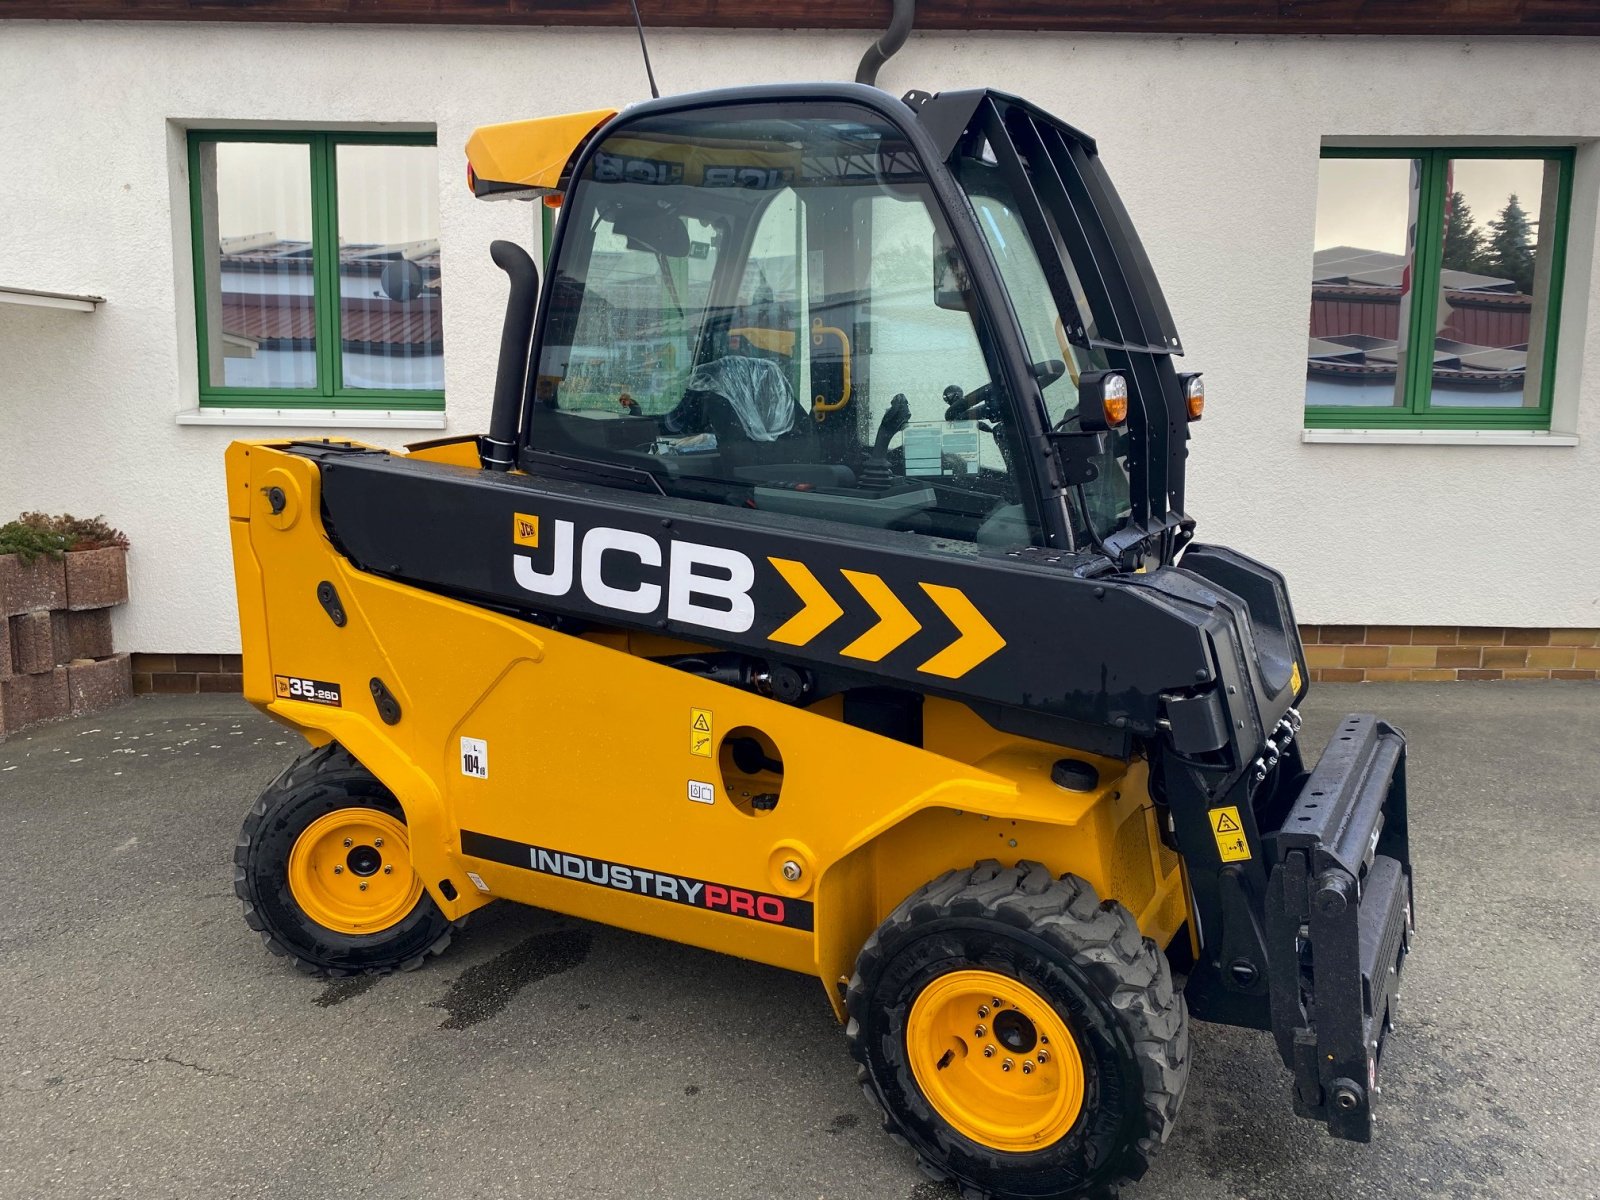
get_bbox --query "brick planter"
[65,547,128,611]
[0,547,130,741]
[0,553,67,617]
[67,653,132,717]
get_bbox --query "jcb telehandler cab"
[227,83,1414,1200]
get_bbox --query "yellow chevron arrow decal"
[840,570,922,662]
[767,557,844,646]
[917,583,1006,678]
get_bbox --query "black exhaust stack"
[856,0,916,87]
[482,239,539,472]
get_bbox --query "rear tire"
[847,861,1188,1200]
[234,742,460,978]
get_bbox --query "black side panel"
[310,448,1217,742]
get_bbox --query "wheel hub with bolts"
[904,969,1086,1152]
[286,808,422,935]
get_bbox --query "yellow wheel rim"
[906,969,1086,1153]
[287,808,423,935]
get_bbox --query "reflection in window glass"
[1305,157,1420,408]
[556,211,722,414]
[335,144,444,392]
[532,108,1039,549]
[867,194,1004,474]
[196,142,318,390]
[1428,158,1560,409]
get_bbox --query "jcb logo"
[509,513,1005,677]
[513,513,539,548]
[512,518,755,634]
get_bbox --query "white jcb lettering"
[580,527,662,614]
[668,541,755,633]
[510,517,755,636]
[513,519,575,595]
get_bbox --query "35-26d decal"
[274,675,342,707]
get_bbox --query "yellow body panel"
[226,440,1192,1018]
[465,108,618,197]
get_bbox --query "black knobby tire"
[234,741,460,977]
[847,861,1188,1200]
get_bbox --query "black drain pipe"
[482,239,539,472]
[856,0,916,87]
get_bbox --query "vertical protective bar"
[981,103,1152,529]
[977,101,1102,356]
[1003,115,1121,348]
[1075,150,1183,353]
[1037,120,1172,523]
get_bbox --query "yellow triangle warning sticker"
[1208,805,1252,863]
[689,708,715,757]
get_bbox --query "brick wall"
[130,653,243,694]
[134,628,1600,694]
[1303,627,1600,682]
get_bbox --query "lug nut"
[992,997,1002,1008]
[1037,1050,1049,1064]
[358,882,368,891]
[384,865,393,874]
[983,1046,996,1058]
[1022,1062,1034,1075]
[343,838,353,847]
[333,866,344,875]
[974,1025,986,1037]
[1001,1059,1014,1073]
[977,1005,989,1018]
[374,837,384,848]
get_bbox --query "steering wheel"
[944,359,1067,421]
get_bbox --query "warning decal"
[689,708,714,758]
[1208,806,1252,863]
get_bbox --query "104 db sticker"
[274,675,342,706]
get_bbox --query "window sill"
[1302,428,1576,447]
[176,406,448,431]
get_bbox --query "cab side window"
[530,108,1042,550]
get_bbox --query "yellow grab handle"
[1054,316,1082,389]
[810,317,852,420]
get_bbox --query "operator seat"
[663,356,817,471]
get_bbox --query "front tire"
[847,861,1188,1200]
[234,742,459,977]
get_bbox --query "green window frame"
[1306,146,1574,431]
[187,129,444,410]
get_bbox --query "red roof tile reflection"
[220,293,442,348]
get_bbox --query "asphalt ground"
[0,684,1595,1200]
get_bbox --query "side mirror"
[933,237,969,311]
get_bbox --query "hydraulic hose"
[484,239,539,472]
[855,0,916,88]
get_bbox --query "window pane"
[866,193,1004,473]
[1426,158,1560,409]
[1306,157,1421,408]
[335,144,444,392]
[197,141,317,390]
[531,107,1037,548]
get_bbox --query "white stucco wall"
[1,22,1596,651]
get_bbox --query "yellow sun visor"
[465,108,618,201]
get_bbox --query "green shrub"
[0,512,129,562]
